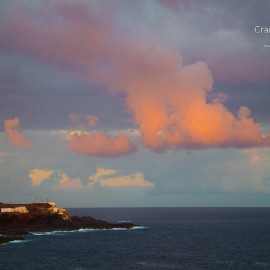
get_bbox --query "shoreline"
[0,202,138,245]
[0,225,145,245]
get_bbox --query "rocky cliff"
[0,202,136,244]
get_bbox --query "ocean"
[1,207,270,270]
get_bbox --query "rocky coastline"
[0,202,136,245]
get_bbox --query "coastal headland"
[0,201,136,245]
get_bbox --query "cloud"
[29,166,153,189]
[29,168,83,189]
[89,169,154,188]
[237,106,251,120]
[115,58,270,150]
[68,131,136,157]
[57,173,83,189]
[1,2,270,152]
[89,167,119,184]
[29,169,54,186]
[4,117,32,147]
[68,114,135,157]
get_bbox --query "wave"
[10,239,30,244]
[77,228,98,232]
[31,230,83,236]
[110,226,148,230]
[3,239,31,245]
[31,226,148,235]
[131,226,148,230]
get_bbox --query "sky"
[0,0,270,207]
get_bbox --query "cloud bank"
[28,166,153,189]
[1,2,269,152]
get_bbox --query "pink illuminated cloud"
[1,2,270,151]
[4,117,32,147]
[68,131,136,157]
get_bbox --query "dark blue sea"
[1,208,270,269]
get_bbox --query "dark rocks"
[70,215,136,230]
[0,205,137,244]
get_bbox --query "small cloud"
[68,131,136,157]
[89,169,154,188]
[57,173,83,189]
[29,169,54,186]
[4,117,32,147]
[89,167,119,186]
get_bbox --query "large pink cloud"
[4,117,32,147]
[1,2,269,151]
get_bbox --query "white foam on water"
[77,228,97,232]
[31,231,57,236]
[131,226,148,230]
[109,226,148,231]
[9,239,30,244]
[110,227,128,231]
[31,229,98,235]
[31,226,148,236]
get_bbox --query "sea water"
[1,208,270,270]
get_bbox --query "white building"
[14,206,29,214]
[0,206,29,214]
[1,208,14,213]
